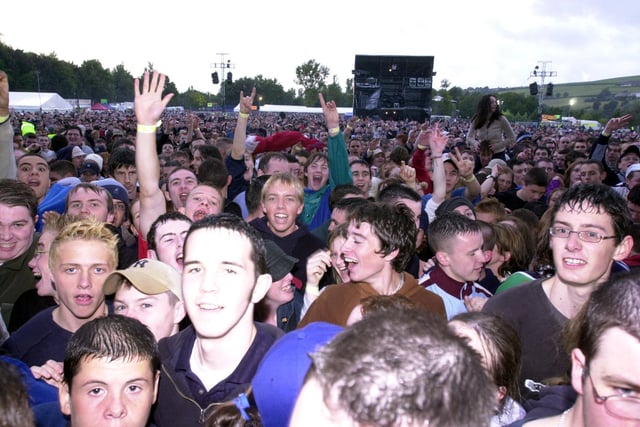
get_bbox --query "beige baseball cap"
[103,258,181,301]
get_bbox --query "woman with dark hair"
[466,94,516,161]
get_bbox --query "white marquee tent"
[234,103,352,116]
[9,92,73,112]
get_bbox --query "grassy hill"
[497,75,640,112]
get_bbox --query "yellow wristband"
[137,120,162,134]
[239,112,250,119]
[0,114,9,123]
[462,175,476,183]
[328,127,340,136]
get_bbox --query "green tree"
[111,64,134,103]
[295,60,329,106]
[602,100,618,117]
[78,60,112,101]
[324,75,344,107]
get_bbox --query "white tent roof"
[9,91,74,112]
[234,103,352,115]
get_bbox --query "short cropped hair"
[328,184,364,210]
[197,158,228,190]
[63,315,160,390]
[428,212,482,254]
[522,167,549,187]
[549,183,632,244]
[0,179,38,218]
[167,166,197,184]
[349,158,371,171]
[49,219,119,271]
[258,152,288,174]
[628,184,640,206]
[65,182,114,214]
[146,211,192,252]
[49,160,77,179]
[261,173,304,205]
[246,175,270,215]
[195,144,222,161]
[185,213,267,279]
[308,308,494,427]
[332,197,369,217]
[376,182,421,205]
[475,197,507,222]
[564,270,640,362]
[348,202,416,272]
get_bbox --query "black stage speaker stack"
[353,55,434,122]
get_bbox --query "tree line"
[2,41,638,124]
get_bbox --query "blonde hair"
[49,219,119,270]
[261,172,304,205]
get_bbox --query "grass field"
[497,75,640,111]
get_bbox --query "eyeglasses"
[587,371,640,420]
[549,227,616,243]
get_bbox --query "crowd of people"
[1,67,640,427]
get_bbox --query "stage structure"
[353,55,435,121]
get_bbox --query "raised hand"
[319,93,339,130]
[239,87,256,114]
[604,114,632,133]
[0,70,9,116]
[134,71,174,125]
[449,146,474,179]
[306,249,332,290]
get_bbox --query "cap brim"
[103,270,173,297]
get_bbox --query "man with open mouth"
[299,202,445,327]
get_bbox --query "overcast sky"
[2,0,639,96]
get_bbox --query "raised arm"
[231,88,256,160]
[134,71,174,239]
[412,122,434,187]
[319,93,352,187]
[450,147,480,201]
[480,163,500,199]
[0,70,16,180]
[428,124,448,205]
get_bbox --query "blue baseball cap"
[251,322,343,427]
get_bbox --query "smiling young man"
[249,172,325,329]
[153,214,282,426]
[0,180,38,329]
[419,212,492,319]
[298,202,445,327]
[2,220,118,368]
[484,183,633,402]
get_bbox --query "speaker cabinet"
[353,55,434,121]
